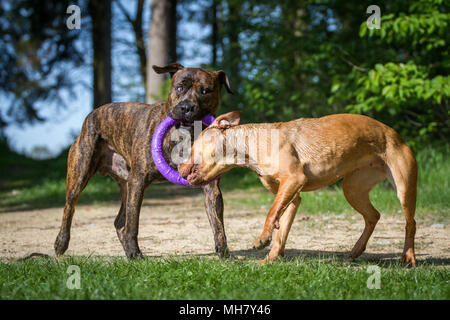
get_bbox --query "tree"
[197,0,448,145]
[88,0,112,108]
[224,0,241,92]
[210,0,219,67]
[333,0,450,145]
[0,0,84,127]
[146,0,177,103]
[116,0,147,89]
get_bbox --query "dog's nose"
[171,101,198,122]
[179,104,194,114]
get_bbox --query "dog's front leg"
[264,194,301,264]
[253,175,306,252]
[123,174,145,259]
[202,179,230,258]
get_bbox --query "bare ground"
[1,189,449,265]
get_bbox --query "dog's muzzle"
[171,101,200,124]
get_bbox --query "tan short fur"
[179,112,418,266]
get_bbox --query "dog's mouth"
[179,163,203,185]
[170,104,201,125]
[187,171,203,185]
[186,165,199,184]
[174,121,194,130]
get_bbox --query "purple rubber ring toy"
[151,115,216,187]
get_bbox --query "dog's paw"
[259,254,277,265]
[126,250,144,260]
[402,249,417,267]
[215,245,231,259]
[253,235,272,250]
[349,243,366,259]
[54,233,69,256]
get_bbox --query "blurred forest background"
[1,0,449,146]
[0,0,448,212]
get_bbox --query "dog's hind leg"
[96,144,130,251]
[342,165,386,259]
[386,144,418,266]
[113,179,127,248]
[55,118,99,256]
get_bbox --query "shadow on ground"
[7,248,449,268]
[231,248,450,267]
[182,248,450,268]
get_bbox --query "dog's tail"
[384,132,418,210]
[66,113,100,189]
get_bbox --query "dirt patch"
[0,191,449,265]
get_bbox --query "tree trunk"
[88,0,112,109]
[168,0,177,63]
[146,0,177,104]
[117,0,147,91]
[211,0,218,67]
[134,0,147,90]
[223,0,240,101]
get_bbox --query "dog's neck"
[162,101,173,116]
[221,125,279,176]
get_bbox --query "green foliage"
[150,78,172,102]
[342,62,449,145]
[201,0,449,146]
[360,11,449,50]
[332,0,449,145]
[0,0,84,125]
[1,256,448,299]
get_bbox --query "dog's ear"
[215,70,234,94]
[212,111,241,129]
[152,62,184,77]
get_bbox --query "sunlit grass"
[1,256,448,300]
[0,142,448,300]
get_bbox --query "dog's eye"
[201,88,210,95]
[176,86,183,93]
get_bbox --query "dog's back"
[288,113,395,161]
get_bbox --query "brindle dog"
[54,63,233,259]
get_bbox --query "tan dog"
[179,112,418,266]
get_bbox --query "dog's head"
[153,62,234,125]
[178,111,242,185]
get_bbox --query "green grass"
[0,141,122,210]
[0,140,448,300]
[1,256,448,299]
